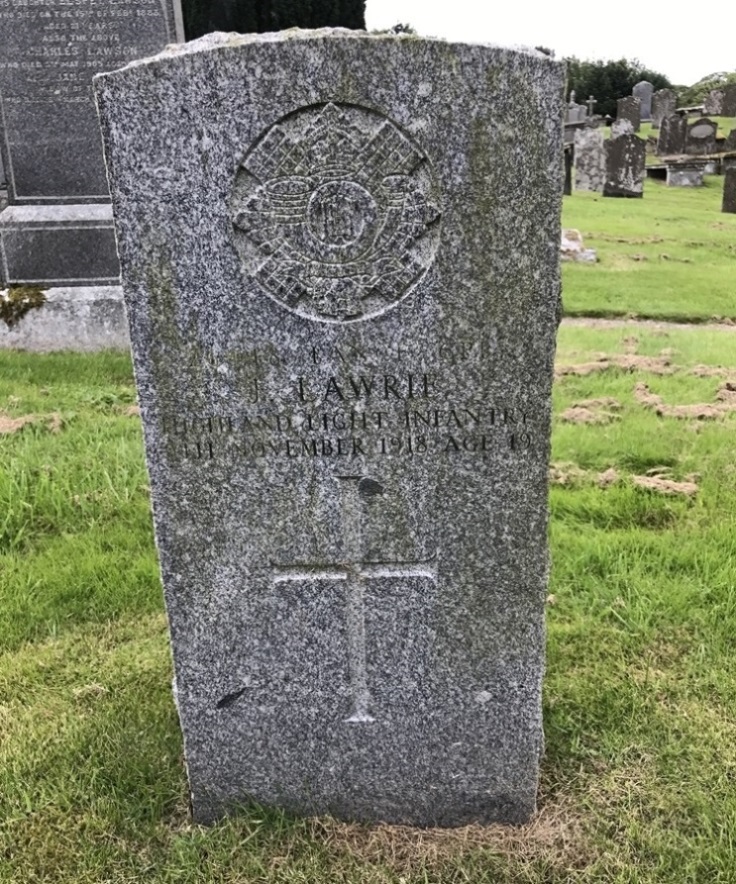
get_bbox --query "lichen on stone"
[0,285,46,328]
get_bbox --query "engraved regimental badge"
[231,102,441,322]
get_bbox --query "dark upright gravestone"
[658,114,687,155]
[564,145,573,195]
[632,81,653,121]
[721,84,736,118]
[617,96,641,132]
[604,132,646,198]
[0,0,184,286]
[685,118,717,156]
[651,89,676,130]
[574,128,605,193]
[723,168,736,213]
[95,30,564,827]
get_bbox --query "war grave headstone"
[651,89,676,130]
[721,84,736,118]
[0,0,184,292]
[658,114,687,155]
[604,132,646,198]
[685,118,717,156]
[95,30,564,827]
[723,168,736,213]
[574,127,606,192]
[632,81,653,121]
[704,89,723,116]
[617,96,641,132]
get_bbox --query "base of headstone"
[0,285,128,350]
[0,205,119,287]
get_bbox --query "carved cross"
[272,475,436,723]
[586,95,597,115]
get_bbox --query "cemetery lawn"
[3,326,736,884]
[561,175,736,322]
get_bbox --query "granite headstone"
[685,118,717,156]
[574,128,606,193]
[0,0,183,286]
[651,89,676,130]
[723,168,736,213]
[617,96,641,132]
[604,132,646,198]
[95,30,564,827]
[632,81,653,121]
[657,114,687,156]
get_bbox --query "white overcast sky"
[365,0,734,86]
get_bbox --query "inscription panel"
[231,102,442,322]
[0,0,180,201]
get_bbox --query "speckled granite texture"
[95,29,564,827]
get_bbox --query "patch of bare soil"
[634,382,736,419]
[561,406,619,425]
[632,475,699,497]
[549,462,588,485]
[0,411,62,434]
[573,397,622,410]
[597,468,620,487]
[556,354,674,378]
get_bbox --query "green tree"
[565,57,672,118]
[182,0,365,39]
[678,71,736,107]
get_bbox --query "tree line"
[565,57,673,118]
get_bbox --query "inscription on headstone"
[95,31,564,827]
[0,0,183,285]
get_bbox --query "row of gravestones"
[658,116,736,156]
[573,129,645,197]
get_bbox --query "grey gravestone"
[721,84,736,118]
[617,96,641,132]
[651,89,676,130]
[724,129,736,152]
[685,118,717,156]
[704,89,724,116]
[611,118,634,138]
[95,30,564,827]
[604,132,646,198]
[632,81,653,121]
[723,168,736,213]
[574,128,606,192]
[667,162,705,187]
[657,114,687,155]
[0,0,183,286]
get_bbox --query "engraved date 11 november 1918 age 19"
[161,363,535,463]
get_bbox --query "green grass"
[3,331,736,882]
[562,176,736,321]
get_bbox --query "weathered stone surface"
[563,146,573,195]
[724,129,736,152]
[704,89,723,116]
[0,0,183,286]
[632,81,653,121]
[657,114,687,156]
[722,84,736,118]
[95,30,564,827]
[617,96,641,132]
[723,168,736,213]
[574,128,605,192]
[685,118,717,156]
[604,133,646,198]
[667,162,705,187]
[561,228,596,262]
[0,285,128,350]
[651,89,676,130]
[611,118,634,138]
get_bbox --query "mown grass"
[2,326,736,882]
[562,174,736,322]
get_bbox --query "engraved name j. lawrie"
[230,102,441,323]
[272,476,437,723]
